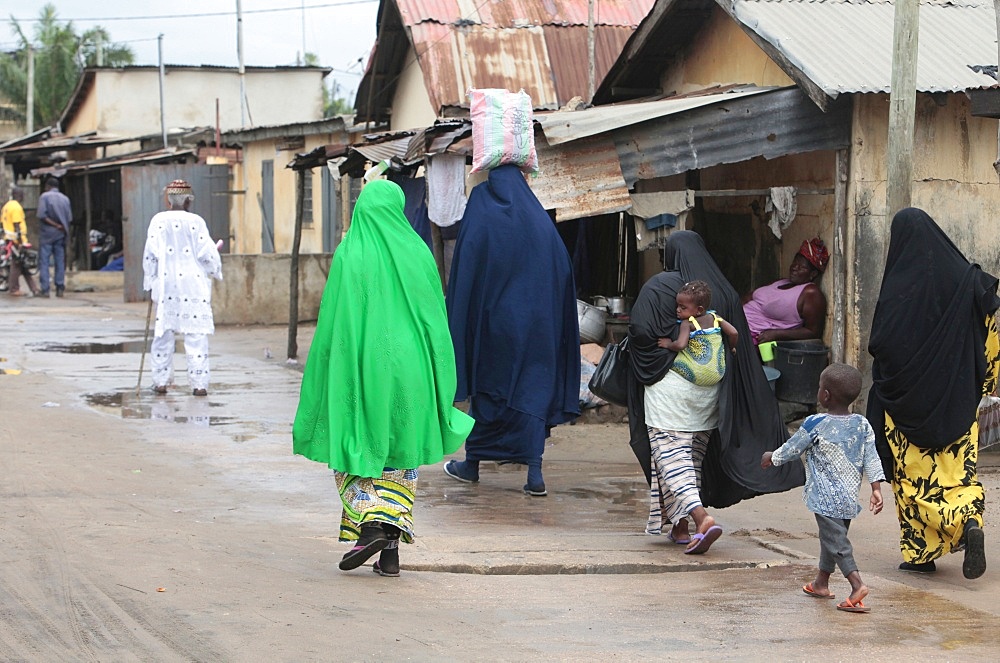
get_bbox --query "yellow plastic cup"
[758,341,776,363]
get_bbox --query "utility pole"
[237,0,247,128]
[26,45,34,134]
[994,0,1000,177]
[587,0,596,103]
[886,0,920,219]
[301,0,307,61]
[158,34,167,149]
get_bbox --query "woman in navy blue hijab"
[443,165,580,496]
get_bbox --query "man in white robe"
[142,179,223,396]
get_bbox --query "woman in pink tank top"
[743,238,829,344]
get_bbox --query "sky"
[0,0,381,100]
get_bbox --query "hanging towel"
[426,153,468,228]
[766,186,797,238]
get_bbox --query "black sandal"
[373,542,400,577]
[963,522,987,580]
[339,524,389,571]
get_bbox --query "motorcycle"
[0,237,40,292]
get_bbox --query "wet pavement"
[4,289,1000,659]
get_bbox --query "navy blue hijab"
[447,165,580,426]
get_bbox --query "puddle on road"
[34,340,182,354]
[85,391,234,427]
[560,480,644,505]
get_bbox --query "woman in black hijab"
[867,208,1000,579]
[627,231,803,553]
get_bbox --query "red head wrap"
[797,237,829,272]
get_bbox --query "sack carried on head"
[468,88,539,174]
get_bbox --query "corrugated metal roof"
[530,132,631,221]
[395,0,651,27]
[730,0,998,95]
[353,135,415,164]
[29,147,196,177]
[613,87,851,186]
[356,0,655,122]
[408,22,644,112]
[536,86,774,145]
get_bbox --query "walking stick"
[136,297,154,396]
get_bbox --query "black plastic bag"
[588,337,629,406]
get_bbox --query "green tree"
[324,79,354,117]
[303,51,355,118]
[0,4,133,129]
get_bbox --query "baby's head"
[818,363,862,409]
[677,280,712,318]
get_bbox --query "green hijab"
[293,179,473,477]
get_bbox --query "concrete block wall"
[212,253,332,325]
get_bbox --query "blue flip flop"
[684,525,723,554]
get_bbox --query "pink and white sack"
[468,88,539,174]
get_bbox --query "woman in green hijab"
[293,179,474,576]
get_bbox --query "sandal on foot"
[963,524,986,580]
[339,524,389,571]
[684,525,723,555]
[836,597,871,613]
[803,583,835,599]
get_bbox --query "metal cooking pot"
[591,295,610,311]
[606,296,632,316]
[577,299,608,344]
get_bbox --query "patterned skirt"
[646,427,710,535]
[334,469,418,544]
[884,414,983,564]
[883,314,998,564]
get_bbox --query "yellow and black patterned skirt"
[884,415,984,564]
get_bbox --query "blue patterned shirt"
[771,413,885,519]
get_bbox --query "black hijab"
[627,231,804,507]
[867,208,1000,458]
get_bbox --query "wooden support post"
[831,149,849,365]
[430,221,446,291]
[886,0,919,219]
[84,171,93,270]
[287,169,306,361]
[994,0,1000,177]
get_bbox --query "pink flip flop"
[684,525,723,555]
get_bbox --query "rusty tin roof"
[356,0,655,124]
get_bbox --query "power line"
[8,0,378,23]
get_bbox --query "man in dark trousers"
[37,177,72,297]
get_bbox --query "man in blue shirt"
[37,177,73,297]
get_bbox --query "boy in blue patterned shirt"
[762,363,885,613]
